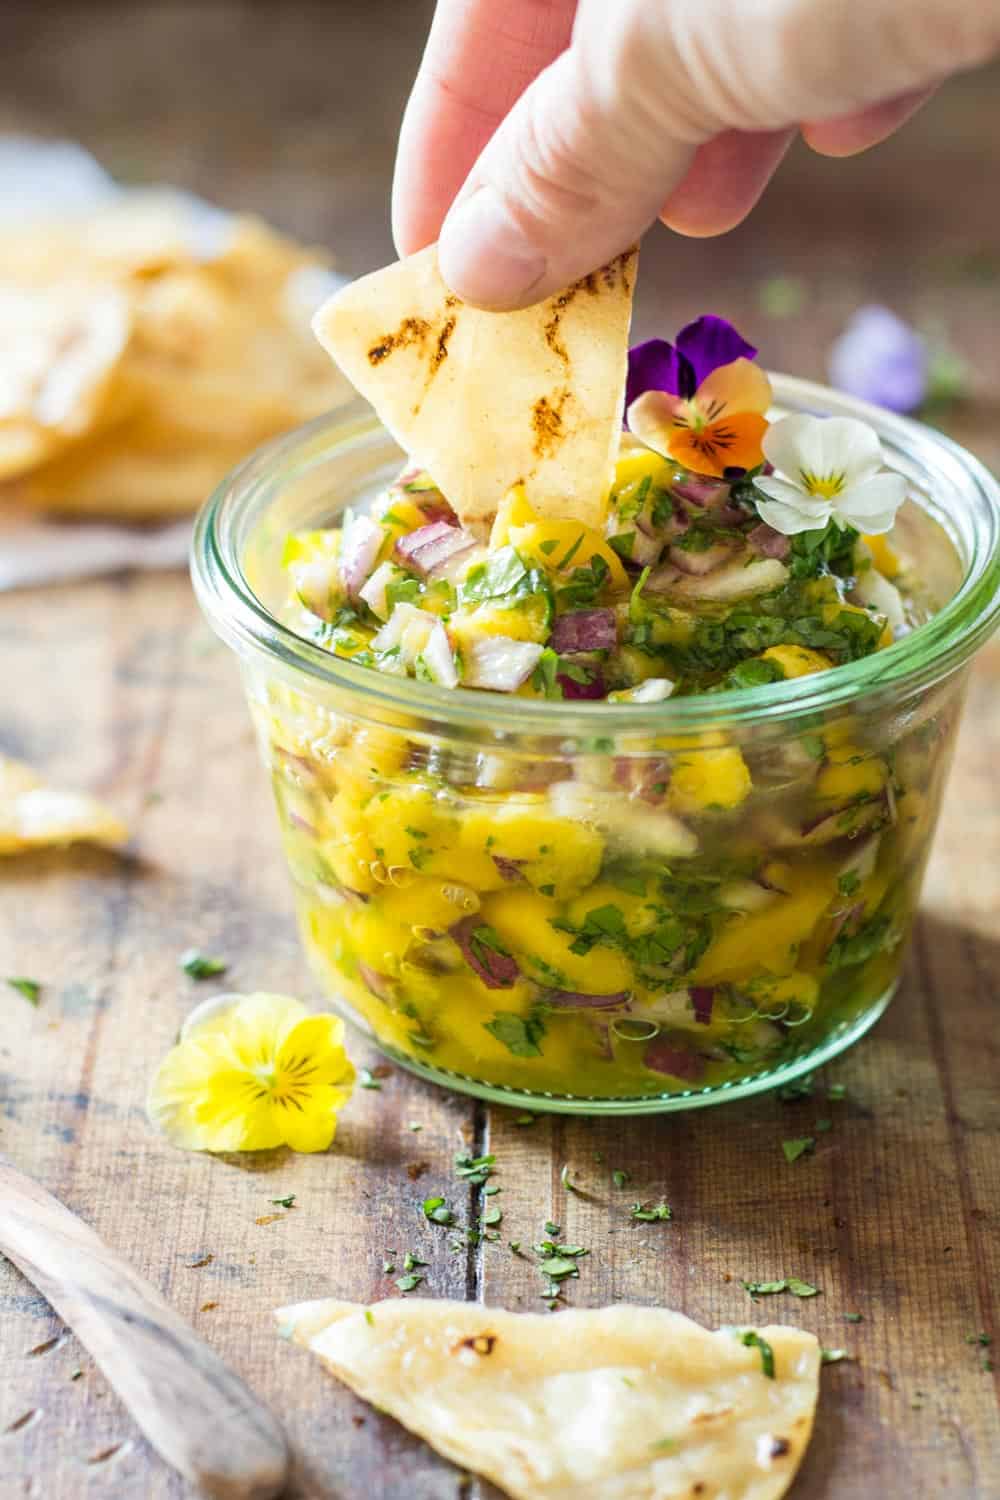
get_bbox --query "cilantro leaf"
[738,1330,775,1378]
[179,949,228,980]
[484,1010,546,1057]
[6,977,40,1005]
[782,1137,816,1164]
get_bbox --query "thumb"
[438,0,1000,310]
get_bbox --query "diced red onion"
[464,637,544,693]
[358,962,396,1002]
[492,855,525,882]
[672,475,731,510]
[395,521,478,580]
[748,522,791,561]
[339,515,384,600]
[550,609,617,654]
[668,540,738,576]
[543,989,631,1010]
[691,986,715,1025]
[558,666,606,700]
[613,755,671,804]
[644,1038,705,1081]
[451,916,520,989]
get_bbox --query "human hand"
[392,0,1000,308]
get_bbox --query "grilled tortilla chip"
[312,246,636,530]
[277,1298,819,1500]
[0,753,128,854]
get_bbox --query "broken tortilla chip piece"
[312,245,637,531]
[277,1298,820,1500]
[0,753,128,854]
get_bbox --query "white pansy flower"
[755,415,907,536]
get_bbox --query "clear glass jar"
[192,377,1000,1115]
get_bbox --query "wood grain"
[0,1157,288,1499]
[1,5,999,1498]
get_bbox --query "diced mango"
[362,787,461,872]
[694,863,837,982]
[508,520,628,591]
[489,484,537,549]
[743,970,820,1015]
[863,533,901,579]
[449,600,550,646]
[612,447,673,492]
[669,747,752,814]
[459,801,604,900]
[484,887,633,992]
[344,726,409,778]
[761,645,833,679]
[816,745,886,803]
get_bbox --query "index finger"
[392,0,577,257]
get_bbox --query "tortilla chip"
[312,245,637,530]
[0,753,128,855]
[277,1298,820,1500]
[0,281,131,481]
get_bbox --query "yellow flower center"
[248,1054,322,1112]
[799,469,845,499]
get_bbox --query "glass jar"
[192,377,1000,1115]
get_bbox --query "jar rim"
[192,373,1000,733]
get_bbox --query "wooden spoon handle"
[0,1158,288,1500]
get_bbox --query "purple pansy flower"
[827,305,928,414]
[625,315,758,410]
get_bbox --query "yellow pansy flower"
[147,992,355,1153]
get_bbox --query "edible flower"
[625,316,772,478]
[827,305,928,414]
[754,414,907,536]
[147,991,356,1153]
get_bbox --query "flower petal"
[695,358,773,418]
[762,413,884,493]
[147,1041,282,1152]
[275,1091,343,1154]
[828,305,928,414]
[670,411,769,478]
[837,471,907,533]
[276,1015,356,1088]
[625,338,694,411]
[626,389,679,458]
[676,315,757,389]
[755,488,833,536]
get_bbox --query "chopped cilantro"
[826,914,891,971]
[270,1195,296,1209]
[423,1196,455,1225]
[359,1068,381,1090]
[778,1073,815,1102]
[838,870,862,898]
[782,1137,815,1163]
[483,1207,503,1227]
[725,657,785,691]
[821,1348,851,1364]
[385,576,422,610]
[539,1256,580,1280]
[629,1201,672,1222]
[6,977,40,1005]
[965,1332,992,1346]
[484,1010,546,1057]
[738,1330,775,1378]
[556,554,611,609]
[742,1277,820,1300]
[509,1241,523,1255]
[844,1313,864,1323]
[179,949,227,980]
[364,1308,375,1326]
[395,1273,423,1293]
[530,647,562,699]
[454,1152,495,1186]
[784,519,860,581]
[544,1221,561,1237]
[827,1082,847,1101]
[559,1164,581,1195]
[612,1169,630,1189]
[801,734,826,761]
[403,1251,427,1272]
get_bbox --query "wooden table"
[2,5,999,1497]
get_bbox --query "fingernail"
[439,186,547,308]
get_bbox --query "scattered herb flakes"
[69,1369,84,1381]
[382,1260,396,1275]
[738,1330,775,1379]
[814,1118,833,1133]
[364,1308,375,1327]
[827,1083,847,1101]
[402,1252,428,1273]
[454,1152,496,1186]
[483,1183,501,1196]
[359,1068,382,1090]
[629,1201,672,1223]
[423,1196,456,1226]
[514,1114,535,1126]
[821,1348,851,1364]
[509,1241,523,1255]
[843,1313,864,1323]
[485,1010,546,1057]
[544,1221,561,1238]
[782,1137,815,1164]
[483,1207,503,1227]
[649,1437,677,1455]
[408,1121,423,1132]
[742,1278,820,1300]
[965,1332,992,1346]
[612,1168,630,1189]
[559,1164,582,1195]
[270,1195,296,1209]
[6,977,41,1005]
[778,1073,814,1102]
[538,1256,580,1281]
[179,949,228,980]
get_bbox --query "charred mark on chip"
[453,1333,497,1356]
[368,317,432,365]
[431,316,457,373]
[768,1437,791,1458]
[532,391,569,457]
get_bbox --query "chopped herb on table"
[402,1252,427,1272]
[741,1278,820,1300]
[782,1137,816,1163]
[559,1164,582,1195]
[395,1273,423,1293]
[423,1196,455,1226]
[612,1169,631,1189]
[778,1074,815,1102]
[454,1152,495,1186]
[629,1201,672,1222]
[179,949,228,980]
[821,1348,851,1364]
[827,1083,848,1101]
[270,1194,296,1209]
[359,1068,381,1089]
[6,977,40,1005]
[844,1312,864,1323]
